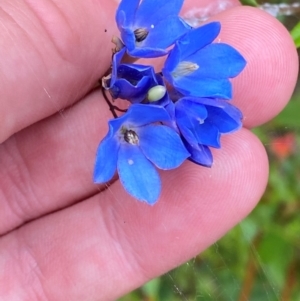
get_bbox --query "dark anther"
[124,130,139,145]
[134,28,149,42]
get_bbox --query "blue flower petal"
[116,0,139,27]
[119,63,156,74]
[176,98,207,120]
[169,22,221,62]
[128,47,168,58]
[120,28,136,52]
[110,47,126,87]
[173,77,232,99]
[175,103,204,146]
[108,104,172,137]
[165,101,176,119]
[116,9,127,29]
[138,124,190,169]
[111,77,152,103]
[117,143,161,205]
[177,119,199,146]
[189,43,247,79]
[183,139,213,167]
[163,102,178,131]
[124,104,171,126]
[195,123,221,148]
[110,63,157,102]
[108,116,128,137]
[141,17,189,49]
[205,106,242,133]
[136,0,184,26]
[185,98,243,133]
[94,133,119,183]
[162,48,180,75]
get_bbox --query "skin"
[0,0,298,300]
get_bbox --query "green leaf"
[239,0,258,6]
[142,278,161,298]
[239,218,259,242]
[258,232,293,287]
[271,97,300,128]
[291,21,300,48]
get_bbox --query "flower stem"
[101,86,127,118]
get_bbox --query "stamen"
[124,129,139,145]
[111,36,124,53]
[172,61,199,78]
[134,28,149,43]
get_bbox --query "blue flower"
[94,104,190,204]
[104,47,159,103]
[162,22,247,99]
[116,0,190,58]
[175,97,243,166]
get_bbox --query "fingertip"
[161,128,269,224]
[209,6,298,128]
[181,0,240,24]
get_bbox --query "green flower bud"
[147,85,167,102]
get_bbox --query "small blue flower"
[94,104,190,204]
[104,47,160,103]
[175,97,243,166]
[116,0,190,58]
[162,22,247,99]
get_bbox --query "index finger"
[0,0,117,143]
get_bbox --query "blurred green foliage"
[119,1,300,300]
[239,0,258,6]
[291,22,300,48]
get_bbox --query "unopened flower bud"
[147,85,167,102]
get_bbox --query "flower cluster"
[94,0,246,205]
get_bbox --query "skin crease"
[0,0,298,300]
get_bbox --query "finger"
[0,88,110,234]
[0,0,118,143]
[0,128,268,301]
[0,6,295,234]
[182,0,240,25]
[211,6,298,128]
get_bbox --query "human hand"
[0,0,297,300]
